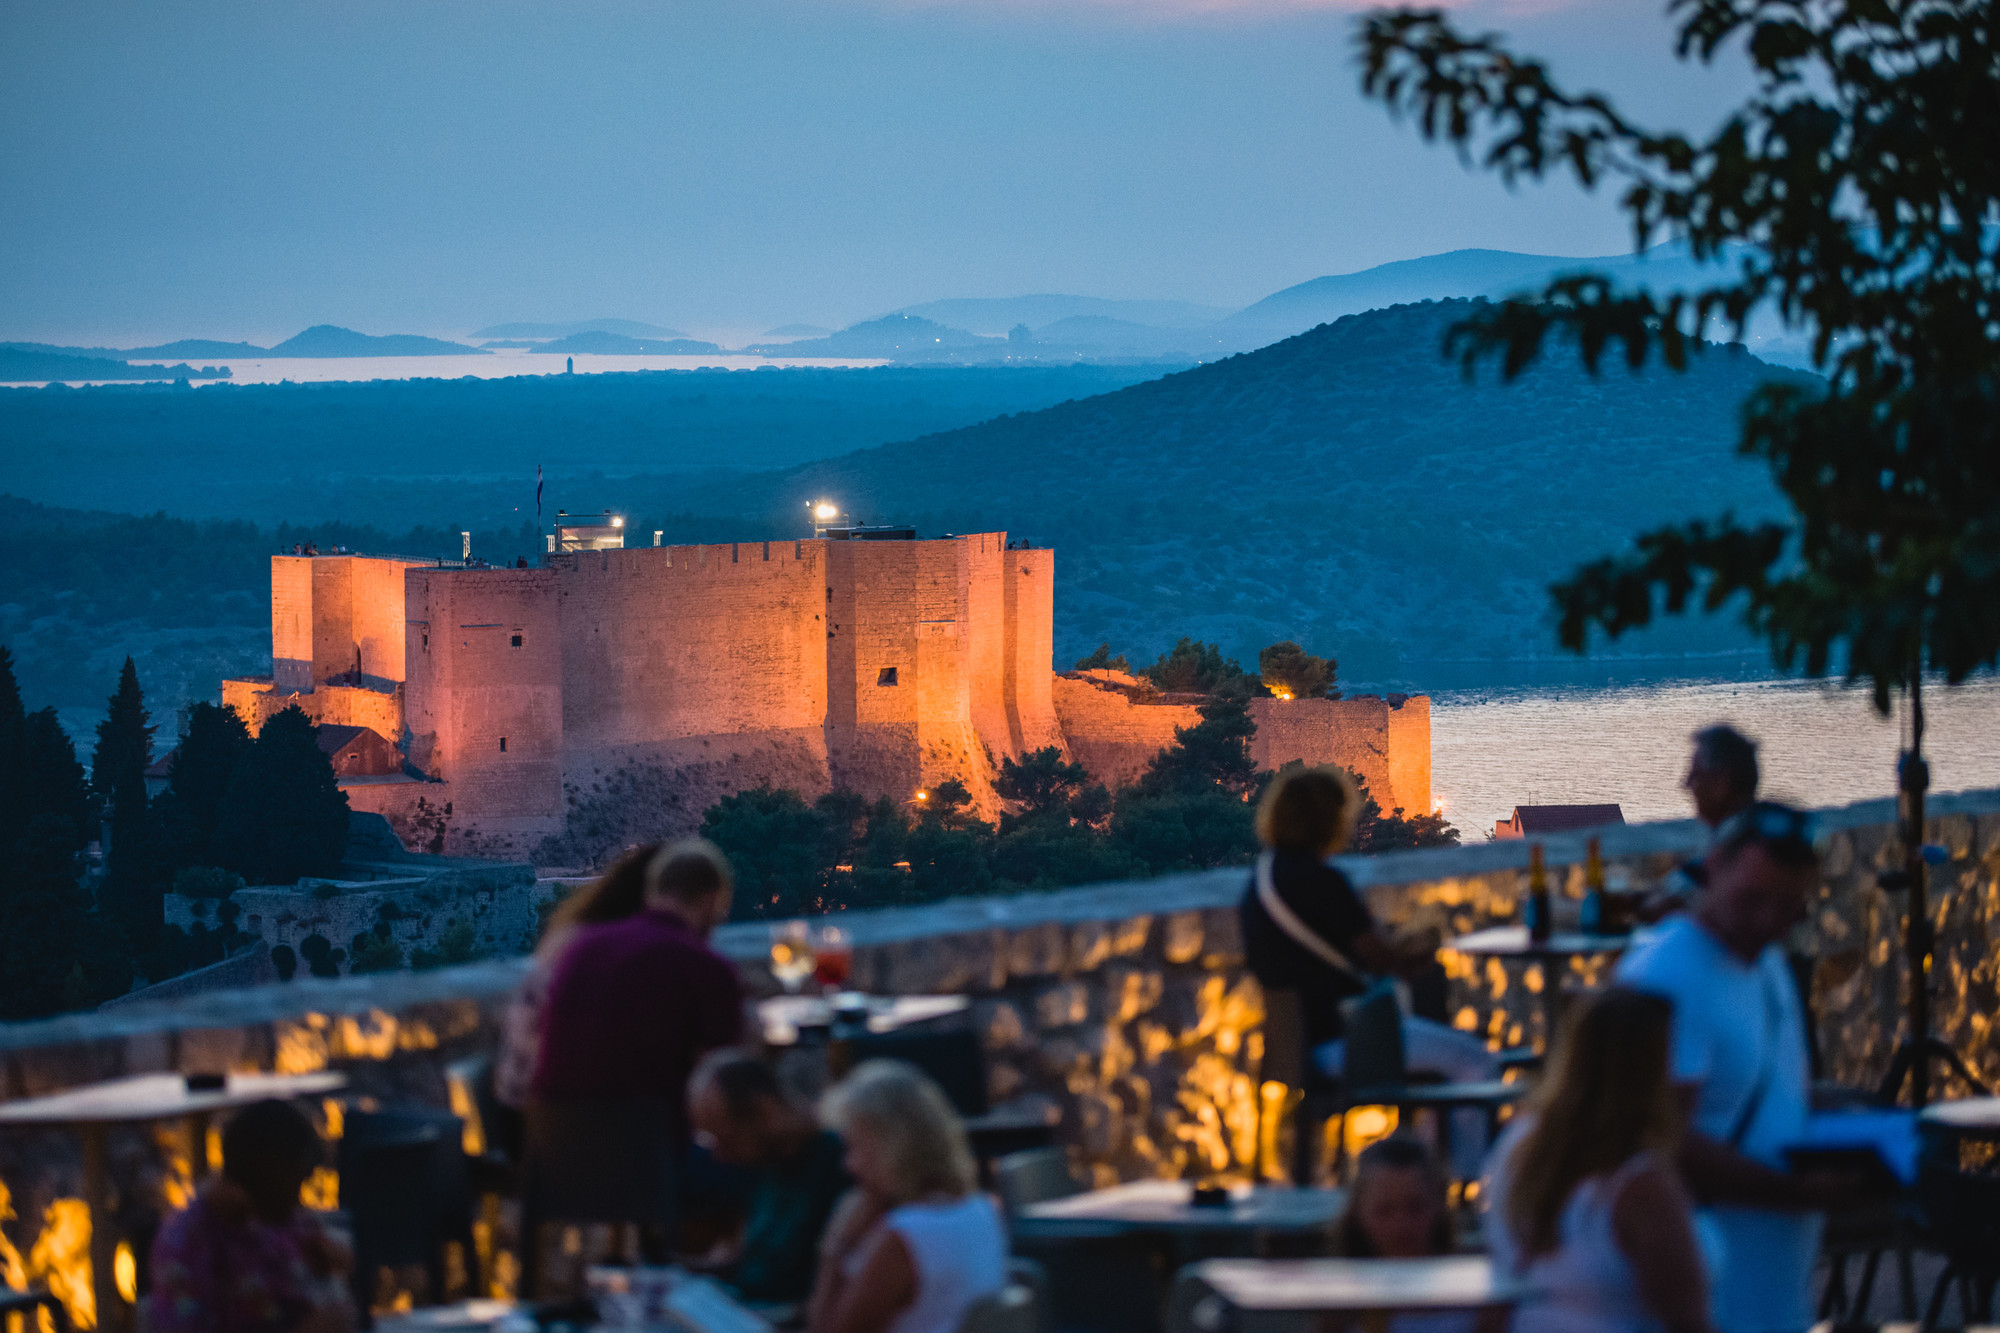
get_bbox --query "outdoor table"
[1014,1179,1346,1242]
[1920,1096,2000,1131]
[756,993,969,1046]
[0,1070,347,1333]
[1177,1255,1528,1333]
[1446,926,1635,1045]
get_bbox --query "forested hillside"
[695,300,1810,672]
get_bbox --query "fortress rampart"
[221,534,1431,860]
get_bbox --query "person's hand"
[818,1188,887,1263]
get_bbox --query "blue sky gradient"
[0,0,1754,344]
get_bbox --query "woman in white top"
[809,1060,1007,1333]
[1483,987,1714,1333]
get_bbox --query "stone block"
[1162,912,1204,965]
[1200,907,1244,967]
[1068,921,1116,974]
[975,1000,1030,1053]
[1007,922,1069,979]
[1102,965,1164,1026]
[1033,980,1091,1031]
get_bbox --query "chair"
[845,1029,989,1116]
[0,1289,69,1333]
[1265,985,1522,1184]
[516,1095,680,1299]
[992,1147,1082,1215]
[958,1260,1052,1333]
[338,1105,477,1324]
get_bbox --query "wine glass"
[768,920,816,994]
[812,923,852,992]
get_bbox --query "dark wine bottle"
[1580,835,1607,934]
[1525,842,1552,943]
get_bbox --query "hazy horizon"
[2,0,1753,347]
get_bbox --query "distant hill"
[0,348,229,382]
[531,331,723,356]
[759,324,835,340]
[1029,315,1239,358]
[472,318,690,340]
[126,339,269,359]
[750,314,1006,360]
[694,299,1812,673]
[264,326,485,357]
[897,295,1229,336]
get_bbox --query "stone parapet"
[0,789,1994,1187]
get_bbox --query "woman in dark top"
[1241,767,1499,1172]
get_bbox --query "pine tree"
[155,702,253,867]
[0,815,99,1019]
[215,706,350,884]
[93,661,172,972]
[21,710,92,852]
[0,646,27,856]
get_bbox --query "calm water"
[1430,674,2000,839]
[4,348,887,388]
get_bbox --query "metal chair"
[0,1289,70,1333]
[517,1095,680,1299]
[338,1105,477,1324]
[958,1260,1052,1333]
[992,1147,1082,1216]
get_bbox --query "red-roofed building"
[316,724,403,778]
[1494,803,1625,839]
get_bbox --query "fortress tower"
[222,523,1430,860]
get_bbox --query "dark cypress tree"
[93,661,172,972]
[215,706,350,884]
[155,702,254,867]
[21,709,92,852]
[0,815,99,1019]
[0,646,27,856]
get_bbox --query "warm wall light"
[814,502,839,521]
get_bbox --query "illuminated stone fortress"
[223,515,1429,858]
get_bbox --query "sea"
[1423,668,2000,840]
[3,348,886,389]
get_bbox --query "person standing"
[1614,804,1837,1333]
[524,840,744,1284]
[689,1050,851,1305]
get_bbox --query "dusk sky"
[2,0,1753,345]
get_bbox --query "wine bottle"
[1580,835,1607,934]
[1525,843,1552,943]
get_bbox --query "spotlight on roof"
[814,502,839,521]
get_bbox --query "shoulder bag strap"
[1255,851,1369,986]
[1725,963,1784,1150]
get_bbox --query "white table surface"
[0,1071,347,1124]
[1018,1180,1345,1233]
[1447,926,1636,957]
[757,993,969,1045]
[1190,1256,1526,1311]
[1921,1096,2000,1129]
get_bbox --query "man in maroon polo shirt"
[521,839,744,1277]
[533,838,745,1106]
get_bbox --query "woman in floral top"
[148,1101,355,1333]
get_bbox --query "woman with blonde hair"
[1483,987,1714,1333]
[808,1061,1006,1333]
[1239,766,1497,1171]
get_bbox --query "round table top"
[1920,1096,2000,1130]
[1189,1256,1527,1312]
[1447,925,1637,958]
[0,1071,346,1126]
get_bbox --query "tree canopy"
[1360,0,2000,706]
[215,705,350,884]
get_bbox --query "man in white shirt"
[1616,802,1840,1333]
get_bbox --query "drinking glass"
[812,923,853,991]
[768,920,816,994]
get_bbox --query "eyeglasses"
[1717,802,1817,855]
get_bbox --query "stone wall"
[4,788,1991,1193]
[1051,676,1202,789]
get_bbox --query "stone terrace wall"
[0,790,1994,1191]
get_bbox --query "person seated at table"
[1482,988,1714,1333]
[148,1099,355,1333]
[689,1049,851,1306]
[808,1061,1005,1333]
[1333,1137,1492,1333]
[1238,766,1499,1170]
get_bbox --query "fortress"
[221,527,1430,862]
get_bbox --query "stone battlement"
[220,533,1429,862]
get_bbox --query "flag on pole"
[536,465,543,524]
